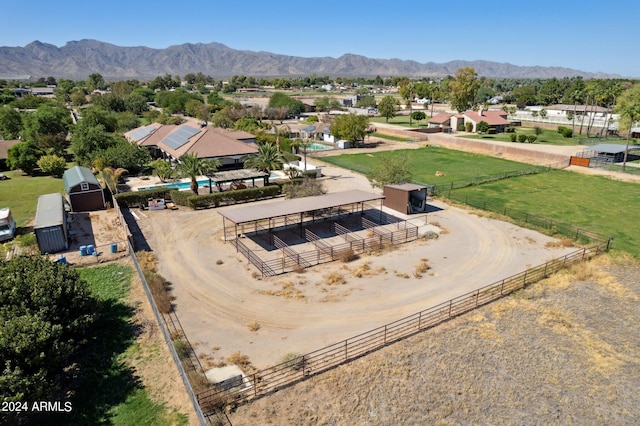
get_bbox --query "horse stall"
[383,183,428,214]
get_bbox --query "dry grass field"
[228,254,640,425]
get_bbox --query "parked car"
[0,208,16,242]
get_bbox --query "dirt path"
[135,165,576,370]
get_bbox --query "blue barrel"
[79,245,87,256]
[57,256,67,264]
[87,244,95,255]
[110,243,117,253]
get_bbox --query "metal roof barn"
[34,193,68,254]
[63,166,105,212]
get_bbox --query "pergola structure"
[219,190,385,243]
[205,169,270,193]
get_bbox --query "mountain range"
[0,40,621,81]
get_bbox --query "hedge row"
[185,185,281,209]
[114,189,174,207]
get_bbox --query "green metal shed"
[63,166,105,212]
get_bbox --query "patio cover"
[219,190,384,224]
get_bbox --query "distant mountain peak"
[0,39,622,80]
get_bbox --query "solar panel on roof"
[128,124,157,141]
[163,126,201,150]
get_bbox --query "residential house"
[125,122,259,170]
[0,140,19,170]
[462,109,510,133]
[428,109,510,133]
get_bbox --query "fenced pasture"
[320,146,561,187]
[197,238,610,415]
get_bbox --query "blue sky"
[2,0,639,77]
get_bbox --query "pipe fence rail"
[230,217,419,276]
[197,238,610,416]
[442,194,609,245]
[422,161,570,196]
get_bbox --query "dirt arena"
[132,162,577,370]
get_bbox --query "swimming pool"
[138,173,278,191]
[307,143,333,151]
[139,179,211,191]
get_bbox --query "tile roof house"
[125,123,259,170]
[462,109,510,132]
[429,109,510,133]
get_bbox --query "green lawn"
[0,169,65,227]
[319,146,639,256]
[320,147,542,184]
[63,264,188,426]
[463,127,578,146]
[450,170,640,256]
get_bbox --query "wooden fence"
[197,238,610,416]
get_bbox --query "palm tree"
[244,143,285,179]
[176,153,220,194]
[273,124,290,152]
[614,83,640,172]
[102,167,128,194]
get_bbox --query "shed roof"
[587,144,640,154]
[0,139,19,160]
[63,166,99,192]
[34,193,65,229]
[384,183,427,191]
[219,190,384,224]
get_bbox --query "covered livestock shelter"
[218,190,406,275]
[219,190,385,241]
[34,193,69,254]
[383,183,428,214]
[63,166,105,212]
[574,144,640,167]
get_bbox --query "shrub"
[457,123,466,132]
[283,178,325,199]
[505,126,516,133]
[557,126,573,138]
[534,126,543,136]
[114,189,171,207]
[186,185,281,209]
[518,134,528,143]
[37,154,67,177]
[527,135,537,143]
[280,352,304,371]
[465,122,473,132]
[510,133,517,142]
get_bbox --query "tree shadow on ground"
[20,297,142,425]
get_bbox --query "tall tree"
[448,67,481,112]
[399,80,415,126]
[614,83,640,172]
[0,256,97,414]
[176,153,220,194]
[378,95,400,123]
[367,154,413,188]
[329,114,369,147]
[6,141,44,174]
[21,105,72,154]
[0,106,23,139]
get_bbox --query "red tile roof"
[428,113,455,124]
[464,110,510,126]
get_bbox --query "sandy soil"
[133,163,576,371]
[228,257,640,425]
